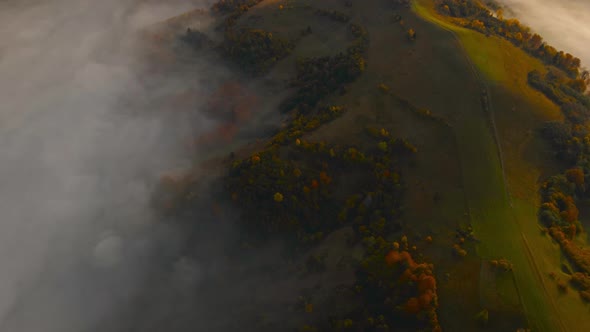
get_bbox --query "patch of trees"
[570,272,590,302]
[213,0,263,37]
[281,52,364,112]
[547,227,590,301]
[222,28,295,75]
[271,105,347,146]
[528,70,590,109]
[224,126,415,243]
[226,143,338,240]
[539,176,582,232]
[354,239,441,331]
[211,0,296,74]
[211,0,263,15]
[281,23,369,112]
[438,0,488,18]
[562,103,590,125]
[435,0,589,80]
[537,74,590,302]
[482,0,501,11]
[527,42,590,306]
[532,68,590,165]
[538,123,590,289]
[299,240,440,332]
[540,122,589,164]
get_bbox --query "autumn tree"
[568,79,588,93]
[541,44,558,64]
[442,4,450,15]
[512,32,524,45]
[560,195,579,224]
[562,103,590,124]
[470,20,486,33]
[528,33,543,50]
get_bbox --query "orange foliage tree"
[360,244,440,331]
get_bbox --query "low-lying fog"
[498,0,590,68]
[0,0,238,331]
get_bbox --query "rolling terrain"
[150,0,590,330]
[2,0,589,331]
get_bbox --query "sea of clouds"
[499,0,590,68]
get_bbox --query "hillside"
[142,0,590,331]
[413,1,590,331]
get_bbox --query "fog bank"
[0,0,227,331]
[498,0,590,68]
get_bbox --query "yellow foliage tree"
[470,20,485,32]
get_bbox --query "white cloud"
[499,0,590,68]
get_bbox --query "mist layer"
[499,0,590,67]
[0,1,218,331]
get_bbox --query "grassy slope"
[187,0,588,329]
[407,4,548,329]
[414,0,590,331]
[307,1,519,330]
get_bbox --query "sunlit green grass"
[412,0,579,331]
